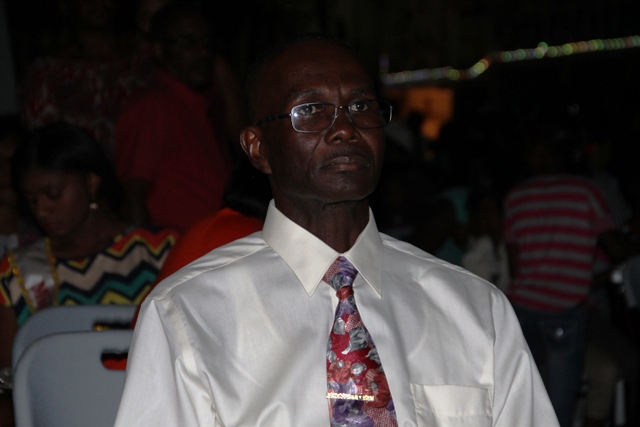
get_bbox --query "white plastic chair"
[12,329,133,427]
[11,305,136,371]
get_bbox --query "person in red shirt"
[154,158,272,283]
[115,4,233,233]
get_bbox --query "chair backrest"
[623,255,640,308]
[12,305,136,371]
[12,329,133,427]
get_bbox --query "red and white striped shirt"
[504,174,614,311]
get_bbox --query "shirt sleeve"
[114,294,220,427]
[491,291,559,426]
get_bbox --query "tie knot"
[324,256,358,296]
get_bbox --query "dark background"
[3,0,640,206]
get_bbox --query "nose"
[31,196,51,219]
[326,106,358,143]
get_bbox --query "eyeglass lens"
[291,100,391,132]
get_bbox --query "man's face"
[247,41,386,211]
[157,14,213,92]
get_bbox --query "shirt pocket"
[411,383,493,427]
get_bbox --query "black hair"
[222,156,272,221]
[10,122,124,218]
[244,32,359,122]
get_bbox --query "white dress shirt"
[115,201,558,427]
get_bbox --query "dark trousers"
[513,304,588,427]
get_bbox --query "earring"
[89,195,98,211]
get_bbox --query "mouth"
[322,149,371,171]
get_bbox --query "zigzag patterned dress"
[0,225,177,326]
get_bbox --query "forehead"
[22,168,77,187]
[257,41,375,109]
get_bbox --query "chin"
[329,176,377,198]
[322,187,374,205]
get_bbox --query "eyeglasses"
[256,99,392,133]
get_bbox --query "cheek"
[370,132,386,162]
[59,188,90,217]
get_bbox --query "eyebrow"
[284,86,377,106]
[284,88,323,105]
[350,87,377,97]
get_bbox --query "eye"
[45,188,62,201]
[295,103,328,117]
[349,100,372,113]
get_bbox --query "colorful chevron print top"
[0,225,177,326]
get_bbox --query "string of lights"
[380,35,640,86]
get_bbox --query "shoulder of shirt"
[379,232,495,287]
[147,231,266,298]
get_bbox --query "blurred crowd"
[1,0,640,426]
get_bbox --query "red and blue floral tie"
[325,256,397,427]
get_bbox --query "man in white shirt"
[114,34,559,426]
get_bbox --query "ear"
[240,126,272,175]
[86,173,102,198]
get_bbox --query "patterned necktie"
[325,256,398,427]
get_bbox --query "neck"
[276,198,370,253]
[49,209,124,258]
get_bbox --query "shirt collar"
[262,201,383,297]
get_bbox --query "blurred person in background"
[152,156,271,284]
[503,119,628,427]
[135,0,247,152]
[462,184,509,293]
[20,0,151,158]
[0,122,177,425]
[115,3,233,233]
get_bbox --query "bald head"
[245,34,366,123]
